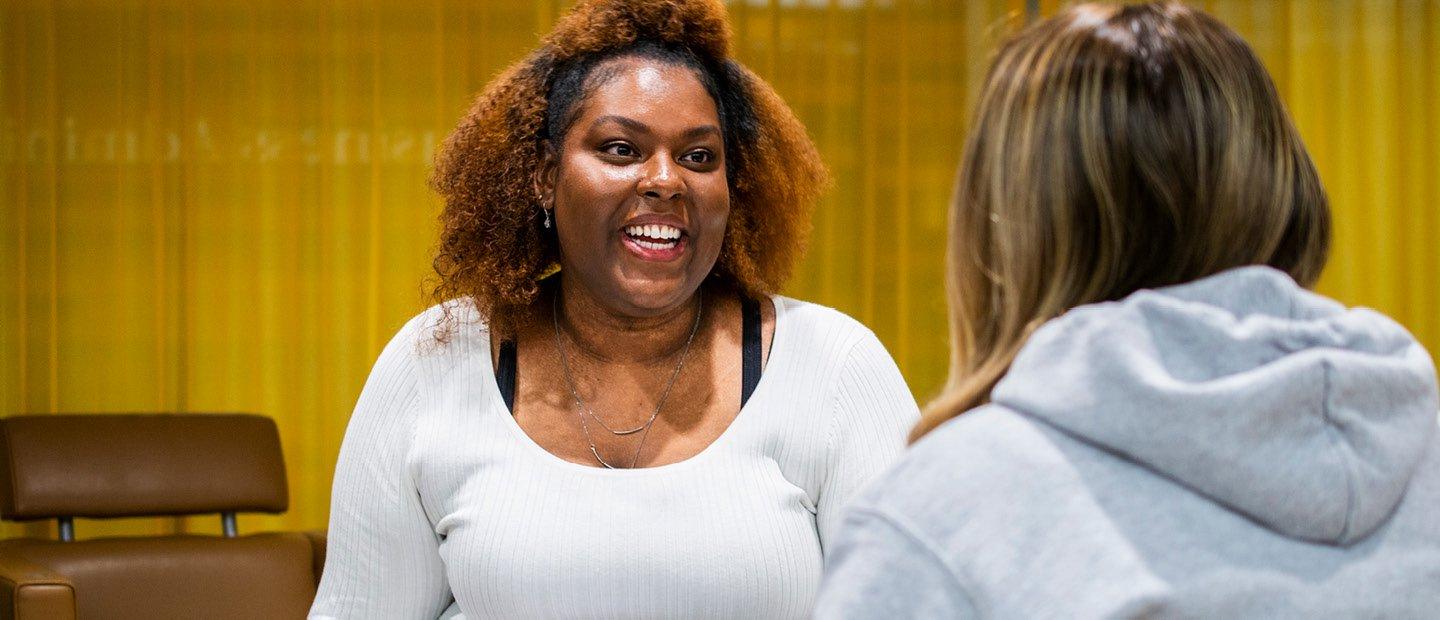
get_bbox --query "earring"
[542,208,552,229]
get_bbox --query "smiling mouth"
[624,224,682,248]
[621,224,687,261]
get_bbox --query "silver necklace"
[551,291,703,468]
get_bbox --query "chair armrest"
[0,554,76,620]
[303,530,327,586]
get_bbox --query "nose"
[636,156,685,202]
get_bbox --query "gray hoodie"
[815,266,1440,618]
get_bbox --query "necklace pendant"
[585,409,647,435]
[590,445,617,469]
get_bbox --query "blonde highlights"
[915,2,1329,440]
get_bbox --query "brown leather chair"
[0,414,325,620]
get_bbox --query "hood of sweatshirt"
[991,266,1438,545]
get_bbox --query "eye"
[680,149,715,165]
[600,142,637,158]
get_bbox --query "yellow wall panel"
[3,0,1438,540]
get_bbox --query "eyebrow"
[590,115,721,141]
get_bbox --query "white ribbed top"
[309,296,918,619]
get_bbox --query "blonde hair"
[915,2,1330,440]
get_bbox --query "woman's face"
[545,56,730,317]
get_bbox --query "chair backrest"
[0,414,319,620]
[0,413,288,522]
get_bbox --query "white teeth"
[624,224,682,240]
[635,239,670,250]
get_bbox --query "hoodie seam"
[846,505,982,609]
[1318,358,1358,542]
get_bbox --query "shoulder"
[364,299,493,390]
[766,295,911,416]
[771,295,886,368]
[772,295,870,335]
[768,296,917,438]
[386,298,491,357]
[852,405,1081,538]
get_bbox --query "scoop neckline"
[482,294,787,477]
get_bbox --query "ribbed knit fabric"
[309,296,919,619]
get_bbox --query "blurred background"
[2,0,1437,539]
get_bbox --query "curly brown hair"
[428,0,829,338]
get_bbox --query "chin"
[612,274,700,315]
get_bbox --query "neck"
[553,278,704,365]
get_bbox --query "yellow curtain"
[2,0,1436,539]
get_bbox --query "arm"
[0,555,75,620]
[814,507,978,618]
[815,329,921,550]
[309,318,452,619]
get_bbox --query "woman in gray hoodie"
[816,2,1440,617]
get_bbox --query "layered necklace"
[551,291,703,469]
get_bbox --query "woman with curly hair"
[816,2,1440,617]
[310,0,918,617]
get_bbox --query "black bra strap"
[497,339,518,413]
[741,296,762,406]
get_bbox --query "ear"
[533,142,559,206]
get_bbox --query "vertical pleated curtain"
[1,0,1436,539]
